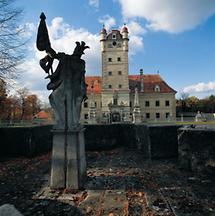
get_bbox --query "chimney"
[140,69,144,92]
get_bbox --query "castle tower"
[100,25,130,120]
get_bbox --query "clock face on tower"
[112,41,116,46]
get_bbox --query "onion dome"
[100,26,107,34]
[122,25,128,32]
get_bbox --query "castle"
[80,26,176,123]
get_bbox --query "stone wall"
[178,127,215,172]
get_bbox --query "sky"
[12,0,215,102]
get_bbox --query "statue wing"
[36,12,52,52]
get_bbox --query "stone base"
[50,127,86,189]
[133,112,142,124]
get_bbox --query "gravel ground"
[0,148,214,216]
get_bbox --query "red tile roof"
[34,111,50,119]
[85,74,176,94]
[129,74,177,93]
[86,76,102,94]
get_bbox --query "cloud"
[17,17,100,102]
[127,21,146,35]
[89,0,99,8]
[183,82,215,93]
[99,15,116,31]
[118,0,215,33]
[126,21,145,55]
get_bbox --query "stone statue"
[37,12,89,129]
[36,13,88,189]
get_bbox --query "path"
[0,148,214,215]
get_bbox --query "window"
[108,71,112,76]
[112,33,116,39]
[84,102,88,108]
[156,113,160,119]
[108,58,112,62]
[117,57,121,62]
[166,112,170,118]
[155,100,160,107]
[95,102,97,107]
[165,100,170,106]
[118,71,122,75]
[146,113,150,119]
[154,85,160,92]
[118,84,122,89]
[113,98,118,105]
[108,84,112,89]
[130,101,132,107]
[112,41,117,46]
[145,101,150,107]
[84,114,88,119]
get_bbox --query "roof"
[122,26,128,32]
[106,30,123,40]
[86,74,176,94]
[100,27,107,34]
[129,74,177,93]
[85,76,102,94]
[34,111,50,119]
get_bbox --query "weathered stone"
[37,13,88,189]
[66,128,86,189]
[50,128,86,189]
[79,190,104,215]
[103,190,128,215]
[178,127,215,171]
[0,204,23,216]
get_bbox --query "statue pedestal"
[50,127,86,189]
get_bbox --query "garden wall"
[148,125,181,159]
[178,127,215,172]
[0,124,181,159]
[0,125,53,159]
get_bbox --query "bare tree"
[0,0,25,80]
[17,87,29,120]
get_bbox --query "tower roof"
[122,26,128,32]
[100,27,107,34]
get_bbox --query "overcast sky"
[13,0,215,101]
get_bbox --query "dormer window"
[154,85,160,92]
[112,33,116,39]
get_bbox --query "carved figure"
[36,13,89,129]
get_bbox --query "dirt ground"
[0,148,214,216]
